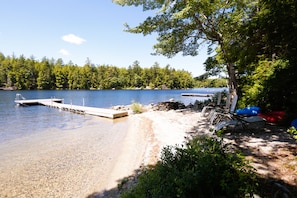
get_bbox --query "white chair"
[201,92,223,117]
[210,94,266,131]
[213,114,266,132]
[209,93,238,125]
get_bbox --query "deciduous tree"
[113,0,257,94]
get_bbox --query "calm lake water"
[0,88,225,143]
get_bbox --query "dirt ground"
[194,115,297,196]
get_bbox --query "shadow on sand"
[87,167,143,198]
[87,121,297,197]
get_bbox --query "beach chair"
[201,91,233,118]
[201,91,223,116]
[213,114,266,132]
[209,93,238,125]
[211,101,266,132]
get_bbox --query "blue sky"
[0,0,210,77]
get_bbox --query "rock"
[153,101,186,111]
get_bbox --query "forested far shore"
[0,53,226,90]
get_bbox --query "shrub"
[287,126,297,141]
[131,102,143,114]
[121,136,258,198]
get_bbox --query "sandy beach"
[90,109,203,197]
[1,107,296,197]
[0,108,201,198]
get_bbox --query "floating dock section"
[181,93,214,97]
[15,98,64,105]
[15,98,128,119]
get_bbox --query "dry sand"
[98,109,203,197]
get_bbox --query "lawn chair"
[201,91,223,116]
[211,103,266,132]
[209,93,238,125]
[213,114,266,132]
[201,91,234,119]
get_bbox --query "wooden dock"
[15,98,128,119]
[15,98,64,105]
[181,93,214,97]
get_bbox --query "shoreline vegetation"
[90,101,297,197]
[0,53,227,91]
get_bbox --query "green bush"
[131,102,143,114]
[121,136,258,198]
[287,126,297,141]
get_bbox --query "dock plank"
[181,93,214,97]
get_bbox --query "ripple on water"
[0,105,92,143]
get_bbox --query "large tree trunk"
[219,41,238,95]
[226,62,238,95]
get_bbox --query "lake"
[0,88,225,143]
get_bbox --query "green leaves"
[113,0,258,94]
[0,54,195,90]
[112,0,165,10]
[287,126,297,142]
[121,136,258,197]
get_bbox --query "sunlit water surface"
[0,88,225,143]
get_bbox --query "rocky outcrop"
[111,101,203,113]
[152,101,186,111]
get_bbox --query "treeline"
[194,77,227,88]
[0,54,199,90]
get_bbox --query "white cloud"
[59,49,70,56]
[62,34,86,45]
